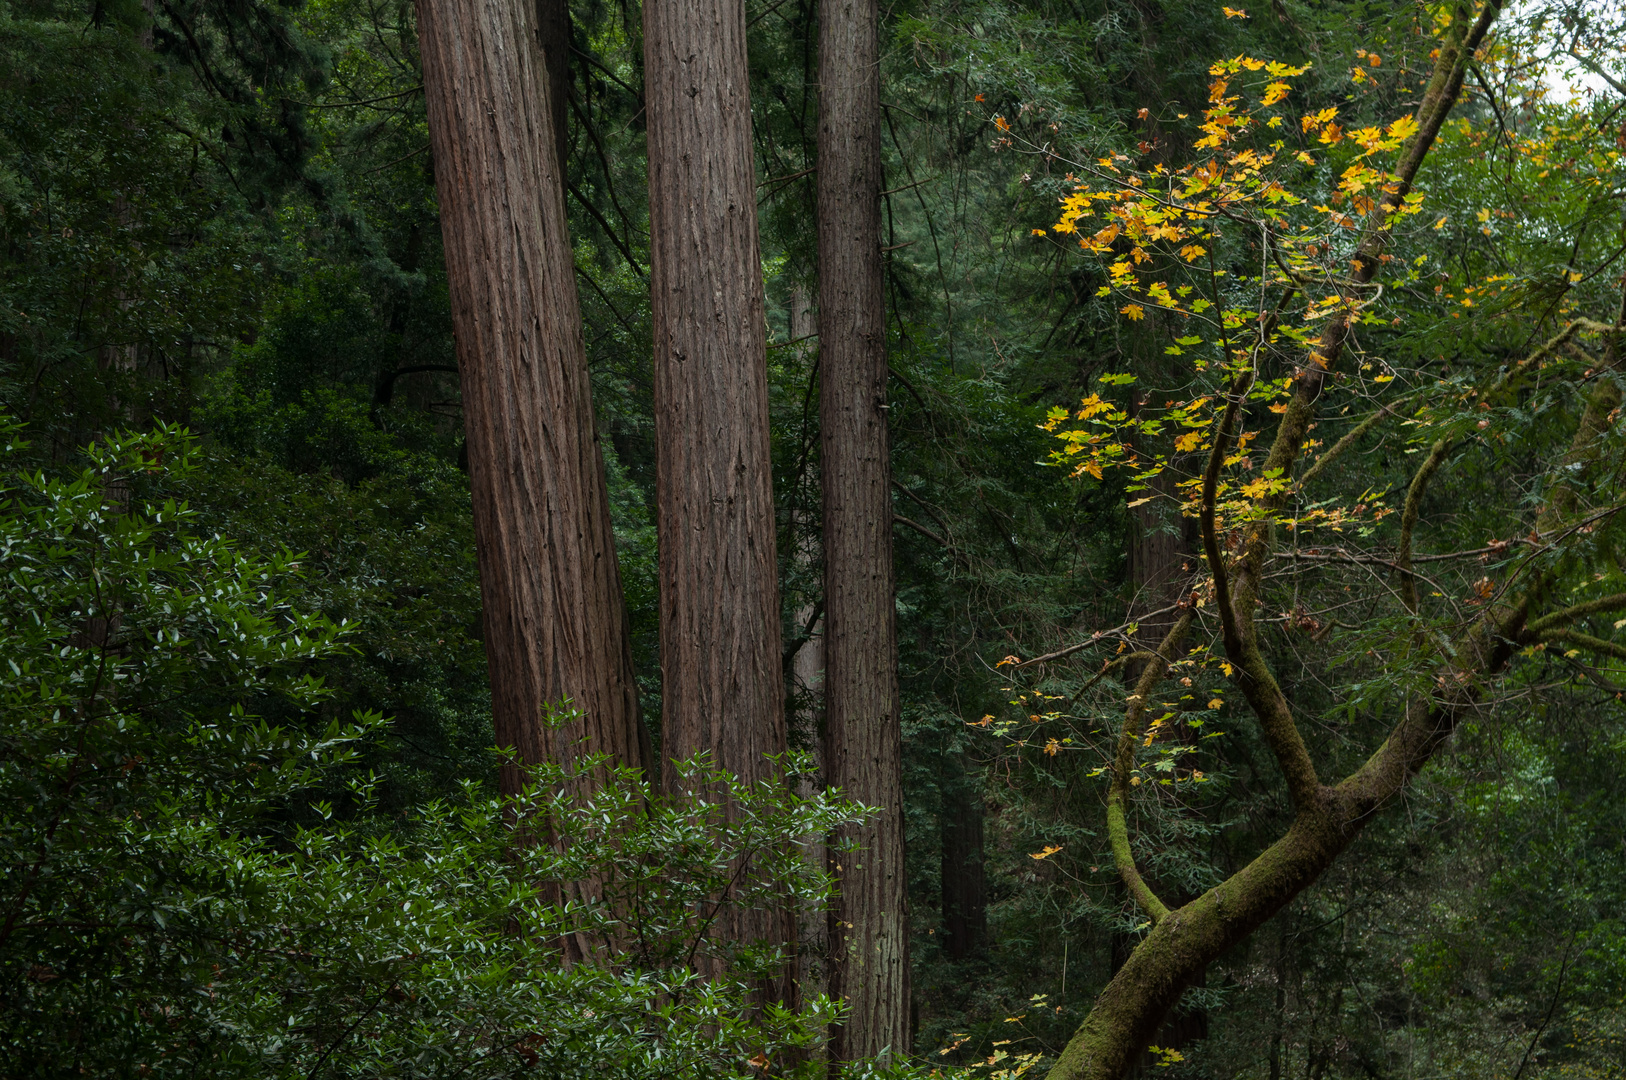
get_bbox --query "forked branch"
[1203,374,1322,815]
[1048,6,1512,1077]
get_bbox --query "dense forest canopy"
[3,0,1626,1073]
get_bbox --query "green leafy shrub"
[0,420,924,1078]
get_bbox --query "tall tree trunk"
[818,0,909,1057]
[417,0,645,791]
[643,0,791,995]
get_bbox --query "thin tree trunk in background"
[788,286,830,1008]
[818,0,909,1057]
[643,0,791,996]
[417,0,645,791]
[534,0,570,175]
[939,770,985,962]
[1127,384,1198,653]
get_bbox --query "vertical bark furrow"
[819,0,910,1058]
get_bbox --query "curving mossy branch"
[1105,610,1196,926]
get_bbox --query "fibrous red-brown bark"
[643,0,791,996]
[417,0,645,787]
[818,0,909,1057]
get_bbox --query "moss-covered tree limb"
[1106,609,1196,924]
[1539,628,1626,664]
[1396,318,1620,613]
[1200,372,1322,816]
[1046,373,1619,1080]
[1294,404,1396,493]
[1526,593,1626,636]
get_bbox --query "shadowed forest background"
[4,0,1626,1073]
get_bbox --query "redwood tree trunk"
[643,0,791,995]
[818,0,909,1057]
[416,0,645,787]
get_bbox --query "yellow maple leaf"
[1302,106,1337,132]
[1121,303,1147,321]
[1076,392,1111,419]
[1262,80,1291,106]
[1030,844,1064,860]
[1349,125,1383,150]
[1222,5,1247,15]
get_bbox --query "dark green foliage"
[0,423,914,1077]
